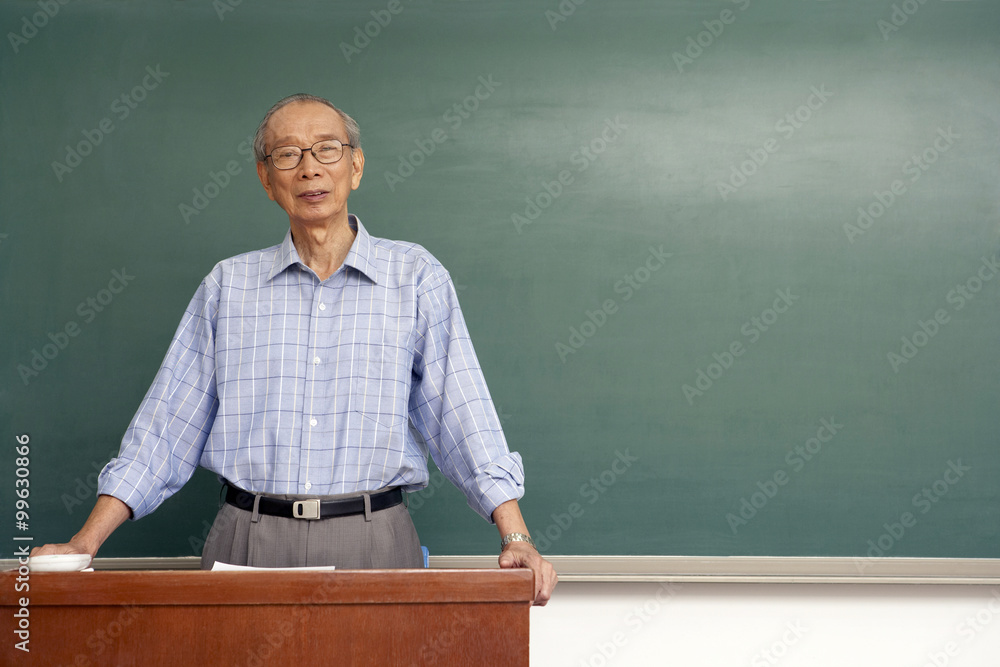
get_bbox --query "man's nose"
[298,150,323,176]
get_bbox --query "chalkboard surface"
[2,0,998,560]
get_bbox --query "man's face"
[256,101,364,228]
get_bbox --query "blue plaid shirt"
[98,216,524,522]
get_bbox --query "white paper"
[211,561,336,572]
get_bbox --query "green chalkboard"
[2,0,998,560]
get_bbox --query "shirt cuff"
[470,452,525,523]
[97,459,157,521]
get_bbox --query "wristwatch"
[500,532,536,550]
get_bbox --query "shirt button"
[313,357,321,365]
[309,418,317,427]
[304,482,312,490]
[319,303,326,311]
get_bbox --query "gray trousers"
[200,487,424,569]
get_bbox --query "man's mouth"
[298,190,328,201]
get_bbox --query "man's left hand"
[498,541,558,606]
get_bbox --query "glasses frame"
[264,139,355,170]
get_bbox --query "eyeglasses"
[264,139,354,170]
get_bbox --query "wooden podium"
[2,569,533,666]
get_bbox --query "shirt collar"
[267,214,379,284]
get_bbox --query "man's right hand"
[30,494,132,562]
[30,539,95,558]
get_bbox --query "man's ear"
[256,160,277,201]
[350,147,364,191]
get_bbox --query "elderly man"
[34,93,557,605]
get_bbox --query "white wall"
[530,582,1000,667]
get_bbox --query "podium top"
[2,569,534,606]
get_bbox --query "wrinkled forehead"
[265,101,347,148]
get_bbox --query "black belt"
[224,484,403,520]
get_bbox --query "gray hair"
[252,93,361,162]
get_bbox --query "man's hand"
[498,540,558,606]
[30,494,131,562]
[492,499,558,605]
[30,538,94,562]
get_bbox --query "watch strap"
[500,532,536,550]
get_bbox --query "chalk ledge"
[4,555,999,584]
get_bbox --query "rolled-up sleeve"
[97,275,220,520]
[408,264,524,522]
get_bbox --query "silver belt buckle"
[292,499,321,520]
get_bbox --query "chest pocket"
[352,340,410,428]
